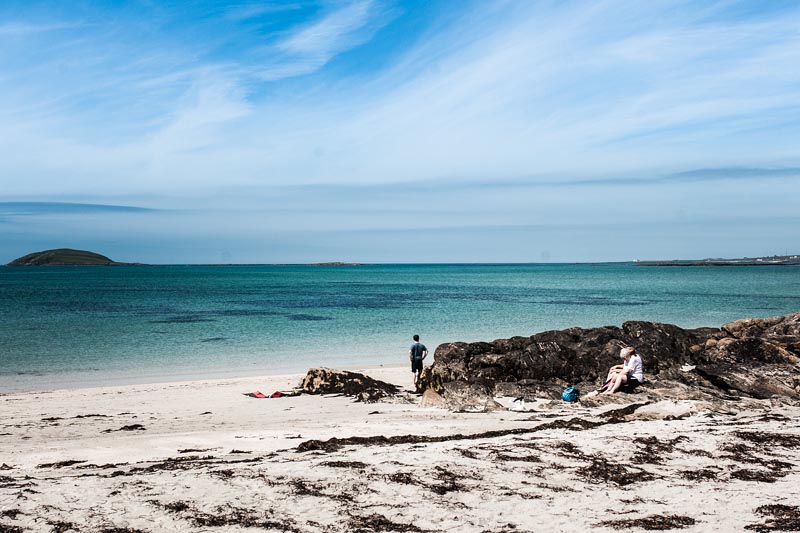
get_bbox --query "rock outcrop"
[419,313,800,403]
[301,368,400,402]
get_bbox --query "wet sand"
[1,367,799,532]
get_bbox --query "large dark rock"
[419,313,800,402]
[301,368,400,398]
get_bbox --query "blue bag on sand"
[562,386,579,402]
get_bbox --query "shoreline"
[0,363,412,395]
[1,365,798,532]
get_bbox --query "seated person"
[600,347,644,395]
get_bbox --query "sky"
[1,0,799,264]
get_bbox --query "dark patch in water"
[543,298,652,307]
[210,309,283,317]
[201,337,227,343]
[287,314,333,321]
[149,316,216,324]
[38,301,177,315]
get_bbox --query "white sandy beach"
[1,366,799,532]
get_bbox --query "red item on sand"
[244,391,267,398]
[270,391,283,398]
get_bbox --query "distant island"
[6,248,132,266]
[636,254,800,267]
[310,262,363,267]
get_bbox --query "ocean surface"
[1,263,799,392]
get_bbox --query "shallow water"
[1,263,798,391]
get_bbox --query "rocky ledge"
[419,312,800,407]
[301,367,415,403]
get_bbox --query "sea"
[1,263,799,392]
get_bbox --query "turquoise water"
[1,264,799,391]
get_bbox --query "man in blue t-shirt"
[409,334,428,391]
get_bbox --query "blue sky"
[1,0,799,263]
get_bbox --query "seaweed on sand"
[149,500,299,531]
[679,468,720,481]
[576,455,655,486]
[598,402,650,420]
[730,469,790,483]
[0,475,33,490]
[632,435,690,464]
[457,448,479,459]
[481,529,534,533]
[553,441,589,460]
[291,478,332,498]
[297,405,649,454]
[347,513,429,533]
[383,467,467,495]
[428,466,464,495]
[102,424,145,433]
[319,460,369,469]
[47,521,79,533]
[0,523,25,533]
[384,472,417,485]
[127,455,215,474]
[597,514,696,530]
[491,451,541,463]
[36,460,87,469]
[745,505,800,532]
[719,441,794,471]
[734,431,800,448]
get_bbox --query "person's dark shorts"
[621,377,642,393]
[411,358,423,373]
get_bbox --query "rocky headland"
[6,248,132,266]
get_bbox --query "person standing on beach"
[409,334,428,391]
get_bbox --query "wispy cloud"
[259,0,393,80]
[1,1,799,262]
[0,22,77,36]
[226,3,303,21]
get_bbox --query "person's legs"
[411,359,423,390]
[599,369,620,392]
[604,374,628,394]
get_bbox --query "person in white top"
[601,346,644,395]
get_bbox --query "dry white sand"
[1,367,799,532]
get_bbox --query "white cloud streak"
[1,1,800,208]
